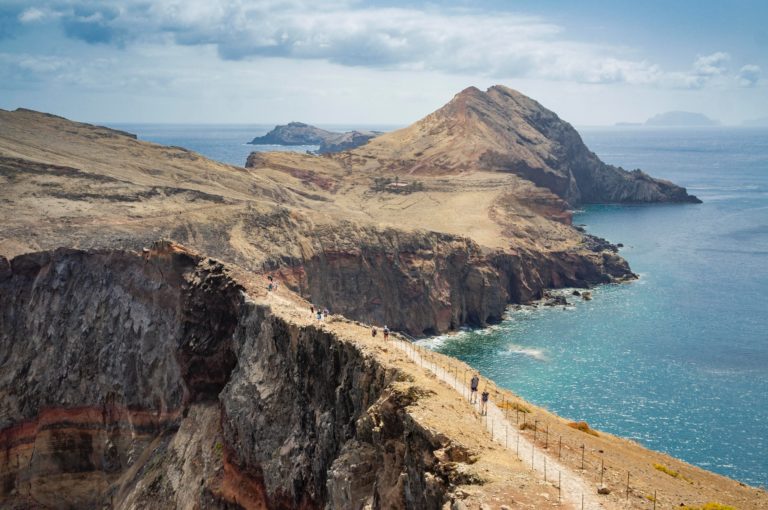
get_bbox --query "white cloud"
[737,64,760,87]
[692,52,730,77]
[10,0,722,87]
[18,8,47,23]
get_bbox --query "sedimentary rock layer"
[0,244,478,509]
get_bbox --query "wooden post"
[545,425,549,449]
[600,457,604,487]
[544,457,547,482]
[626,471,630,500]
[581,444,585,470]
[558,436,562,460]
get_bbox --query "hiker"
[323,307,329,319]
[310,305,315,317]
[267,282,273,292]
[383,325,389,340]
[470,374,480,403]
[316,309,323,320]
[371,327,377,337]
[481,390,489,415]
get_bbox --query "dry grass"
[567,421,599,437]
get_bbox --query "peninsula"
[1,86,756,510]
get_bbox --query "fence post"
[581,444,585,470]
[545,425,549,449]
[558,436,562,460]
[544,457,547,482]
[626,471,630,500]
[600,457,604,487]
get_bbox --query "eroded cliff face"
[269,223,634,335]
[0,244,476,509]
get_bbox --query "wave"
[504,344,547,361]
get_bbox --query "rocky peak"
[350,85,700,205]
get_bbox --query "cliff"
[1,105,639,336]
[0,244,546,509]
[0,244,763,510]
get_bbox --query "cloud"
[692,52,730,77]
[737,64,760,87]
[3,1,762,92]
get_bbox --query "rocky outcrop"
[318,131,378,154]
[249,122,379,152]
[249,122,336,145]
[347,85,700,205]
[0,244,477,509]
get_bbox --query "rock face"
[248,122,379,152]
[318,131,378,154]
[348,85,700,205]
[0,243,473,509]
[280,223,633,335]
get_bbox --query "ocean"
[108,123,768,487]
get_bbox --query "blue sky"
[0,0,766,125]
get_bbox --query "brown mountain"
[0,96,762,510]
[342,85,700,205]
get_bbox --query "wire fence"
[389,332,681,510]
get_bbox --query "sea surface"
[422,127,768,488]
[107,123,768,487]
[108,123,398,167]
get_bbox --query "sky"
[0,0,766,126]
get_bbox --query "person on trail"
[383,325,389,340]
[323,308,329,319]
[310,305,315,316]
[470,374,480,403]
[267,282,273,292]
[316,309,323,320]
[481,390,489,415]
[371,327,377,338]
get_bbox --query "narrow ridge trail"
[391,336,614,510]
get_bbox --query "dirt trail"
[391,336,614,510]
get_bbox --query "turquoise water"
[421,128,768,487]
[106,123,768,486]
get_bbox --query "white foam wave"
[505,344,548,361]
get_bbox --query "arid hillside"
[0,88,656,334]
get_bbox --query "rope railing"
[389,331,671,509]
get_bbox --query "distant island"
[645,111,720,126]
[248,121,381,154]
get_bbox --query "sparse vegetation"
[371,177,425,194]
[654,463,693,483]
[498,400,530,413]
[519,421,538,432]
[679,503,736,510]
[568,421,599,437]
